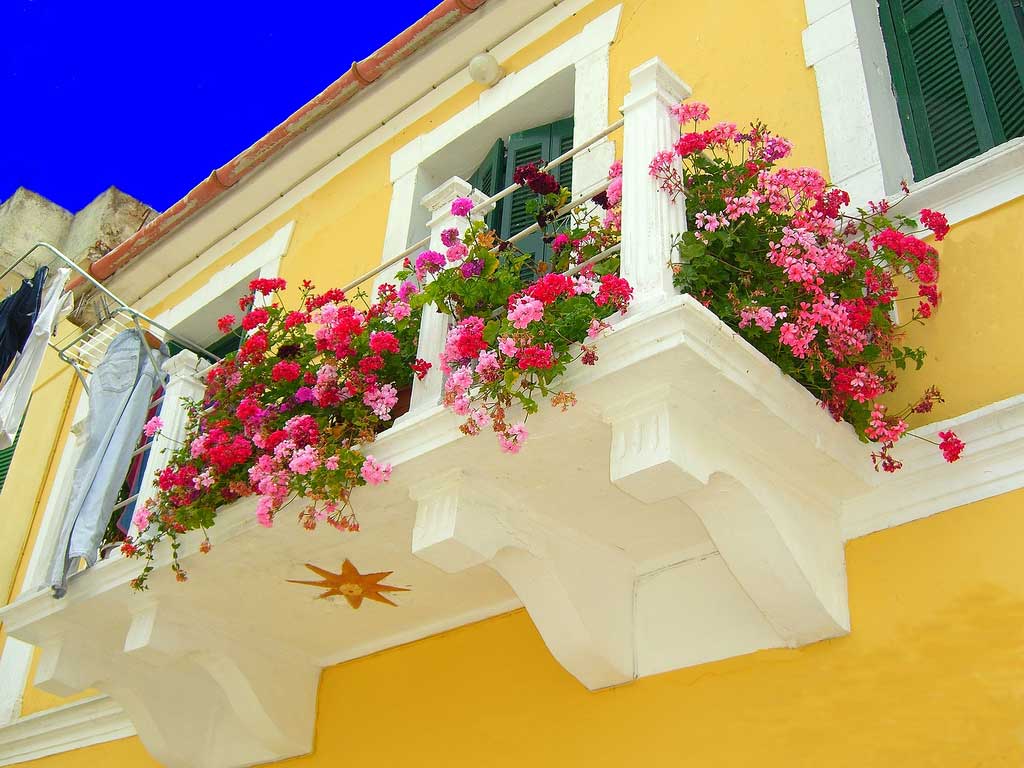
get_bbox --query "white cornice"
[0,695,133,766]
[900,139,1024,226]
[842,394,1024,539]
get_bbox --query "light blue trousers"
[49,331,166,597]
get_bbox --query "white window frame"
[803,0,1024,224]
[378,5,623,276]
[0,221,293,756]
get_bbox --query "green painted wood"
[0,420,24,493]
[168,329,243,360]
[880,0,1024,178]
[960,0,1024,141]
[468,139,506,231]
[499,117,575,268]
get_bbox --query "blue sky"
[0,0,437,213]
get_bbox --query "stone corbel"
[33,633,100,698]
[119,599,318,766]
[410,470,636,690]
[34,598,317,768]
[606,386,850,646]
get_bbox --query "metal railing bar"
[111,493,141,512]
[494,178,612,252]
[565,243,622,276]
[541,117,624,174]
[338,120,623,295]
[476,118,624,213]
[129,441,154,460]
[338,235,432,294]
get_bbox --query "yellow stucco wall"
[900,195,1024,423]
[2,0,1022,762]
[19,487,1024,767]
[0,333,80,605]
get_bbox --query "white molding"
[390,5,621,181]
[803,0,1024,222]
[375,167,438,293]
[842,394,1024,539]
[803,0,913,203]
[410,470,637,690]
[900,138,1024,226]
[0,641,34,725]
[0,695,134,766]
[125,0,606,314]
[150,220,294,331]
[0,397,89,726]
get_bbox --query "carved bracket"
[30,600,317,768]
[605,387,850,648]
[410,470,636,690]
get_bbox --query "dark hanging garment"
[0,266,48,379]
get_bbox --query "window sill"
[900,138,1024,226]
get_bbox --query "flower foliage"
[397,161,629,451]
[651,102,961,471]
[123,278,422,588]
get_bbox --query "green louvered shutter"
[468,139,506,232]
[168,328,244,360]
[499,117,575,268]
[962,0,1024,140]
[880,0,1024,179]
[0,420,24,493]
[551,118,576,192]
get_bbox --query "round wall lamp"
[469,52,504,87]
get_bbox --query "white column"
[620,57,692,312]
[400,178,492,420]
[131,351,206,536]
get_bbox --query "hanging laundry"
[0,266,48,379]
[0,268,72,449]
[48,330,167,598]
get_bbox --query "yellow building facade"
[1,0,1023,765]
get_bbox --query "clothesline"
[2,242,218,393]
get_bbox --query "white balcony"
[0,58,881,768]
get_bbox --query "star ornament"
[287,559,409,608]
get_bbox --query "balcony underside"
[0,295,877,768]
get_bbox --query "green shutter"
[499,117,575,267]
[468,139,506,232]
[168,328,243,360]
[961,0,1024,140]
[550,118,576,192]
[880,0,1024,178]
[0,420,24,493]
[206,329,245,358]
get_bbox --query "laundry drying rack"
[0,242,218,390]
